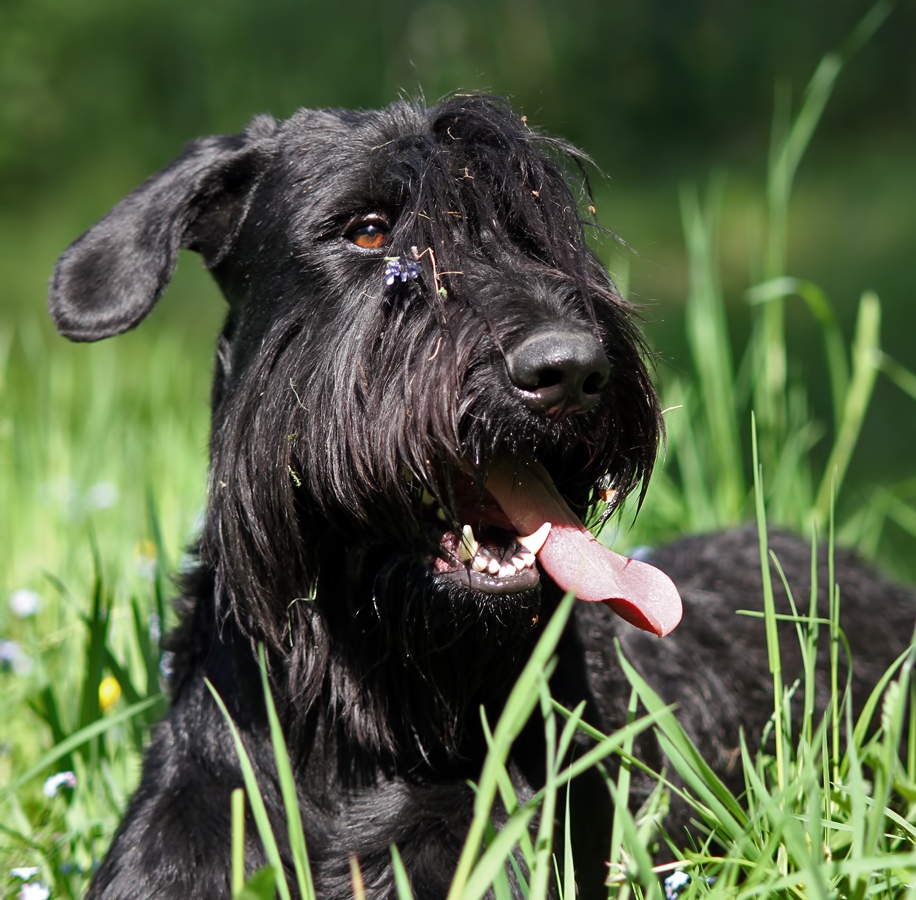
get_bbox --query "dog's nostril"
[507,328,610,415]
[535,368,565,390]
[582,370,607,397]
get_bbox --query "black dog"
[49,95,914,899]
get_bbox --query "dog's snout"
[506,327,610,415]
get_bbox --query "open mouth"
[431,499,549,596]
[418,453,684,637]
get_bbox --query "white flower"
[43,770,77,797]
[9,589,43,618]
[10,867,40,880]
[85,482,119,510]
[19,882,50,900]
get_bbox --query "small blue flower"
[664,870,691,900]
[43,770,77,797]
[0,640,32,676]
[383,257,421,286]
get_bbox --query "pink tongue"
[486,457,682,637]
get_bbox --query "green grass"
[2,4,916,897]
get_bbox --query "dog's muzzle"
[429,452,683,637]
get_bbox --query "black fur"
[50,95,914,899]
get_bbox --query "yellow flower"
[99,676,121,711]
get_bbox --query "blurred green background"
[2,0,915,580]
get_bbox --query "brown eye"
[345,217,389,249]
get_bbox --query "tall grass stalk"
[752,416,787,795]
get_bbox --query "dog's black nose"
[506,327,610,415]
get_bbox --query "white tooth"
[471,556,489,572]
[517,522,551,555]
[458,525,478,562]
[498,564,515,578]
[510,556,526,572]
[487,558,501,575]
[519,550,536,567]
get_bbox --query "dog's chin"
[427,567,544,624]
[379,544,545,623]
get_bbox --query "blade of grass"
[529,681,558,899]
[448,590,574,900]
[561,771,575,900]
[751,415,786,794]
[814,292,881,527]
[878,351,916,401]
[608,687,639,883]
[605,777,663,900]
[747,277,848,427]
[614,648,749,834]
[478,711,536,864]
[3,695,160,799]
[206,679,292,900]
[390,844,416,899]
[77,530,109,738]
[256,645,316,900]
[550,706,666,792]
[680,178,743,524]
[459,806,537,900]
[350,857,368,900]
[232,787,246,897]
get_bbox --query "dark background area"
[3,0,914,200]
[2,0,914,484]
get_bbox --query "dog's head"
[50,95,680,725]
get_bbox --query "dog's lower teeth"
[468,549,534,577]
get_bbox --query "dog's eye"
[344,216,389,250]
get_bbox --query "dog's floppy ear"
[49,129,268,342]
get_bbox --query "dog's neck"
[172,554,554,776]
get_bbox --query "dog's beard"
[203,267,660,641]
